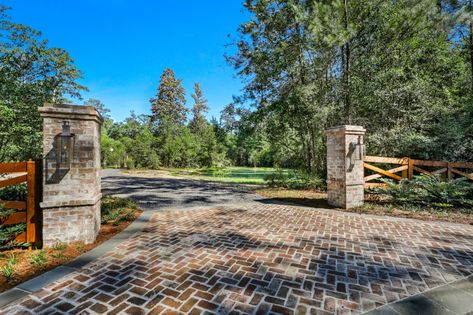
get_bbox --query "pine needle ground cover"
[0,196,141,293]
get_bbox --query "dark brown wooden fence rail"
[364,156,473,189]
[0,160,41,246]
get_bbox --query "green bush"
[203,167,230,177]
[52,241,67,251]
[0,184,29,250]
[101,196,138,225]
[29,251,47,269]
[264,170,325,190]
[1,253,18,279]
[0,184,27,201]
[0,224,26,249]
[377,175,473,208]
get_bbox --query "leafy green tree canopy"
[0,5,86,161]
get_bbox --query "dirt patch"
[0,208,142,293]
[123,169,187,179]
[256,188,473,225]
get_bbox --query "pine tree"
[189,82,209,133]
[150,68,187,128]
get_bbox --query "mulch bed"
[0,208,142,293]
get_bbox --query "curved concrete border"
[0,209,154,309]
[362,275,473,315]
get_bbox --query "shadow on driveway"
[101,170,263,210]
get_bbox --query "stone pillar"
[39,104,103,246]
[326,125,366,209]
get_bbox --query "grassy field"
[168,167,288,185]
[125,167,288,185]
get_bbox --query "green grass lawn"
[168,167,288,185]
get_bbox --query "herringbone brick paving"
[2,203,473,315]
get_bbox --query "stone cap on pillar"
[39,103,104,125]
[325,125,366,135]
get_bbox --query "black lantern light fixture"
[45,120,75,184]
[347,135,365,171]
[58,121,74,168]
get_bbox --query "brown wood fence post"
[447,162,452,180]
[35,159,42,247]
[408,159,414,180]
[26,160,37,247]
[402,158,408,179]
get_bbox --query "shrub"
[264,170,325,190]
[30,251,47,269]
[0,184,28,250]
[1,262,14,279]
[101,196,138,225]
[51,251,64,259]
[75,242,85,252]
[203,167,229,177]
[0,224,26,249]
[0,184,27,201]
[52,241,67,251]
[1,253,18,279]
[377,175,473,208]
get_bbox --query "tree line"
[100,67,277,169]
[100,69,226,168]
[2,2,473,179]
[0,4,274,169]
[0,5,85,162]
[227,0,473,177]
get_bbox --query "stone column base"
[40,194,101,247]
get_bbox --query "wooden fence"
[364,156,473,189]
[0,160,41,246]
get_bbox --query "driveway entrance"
[2,172,473,314]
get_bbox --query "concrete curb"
[361,275,473,315]
[0,209,154,309]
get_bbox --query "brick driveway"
[3,202,473,314]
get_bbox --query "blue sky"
[3,0,247,121]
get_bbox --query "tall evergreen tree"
[189,82,209,133]
[150,68,187,128]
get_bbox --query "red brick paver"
[2,203,473,314]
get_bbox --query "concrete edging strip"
[0,209,154,309]
[361,275,473,315]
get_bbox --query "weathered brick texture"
[326,125,366,209]
[39,103,103,246]
[3,203,473,314]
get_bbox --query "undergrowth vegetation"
[264,170,326,190]
[166,166,280,184]
[1,253,17,279]
[375,176,473,209]
[101,196,139,226]
[0,184,28,250]
[29,251,47,269]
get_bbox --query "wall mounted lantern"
[58,121,74,168]
[45,121,74,184]
[347,135,365,171]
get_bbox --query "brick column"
[326,125,366,209]
[39,104,103,246]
